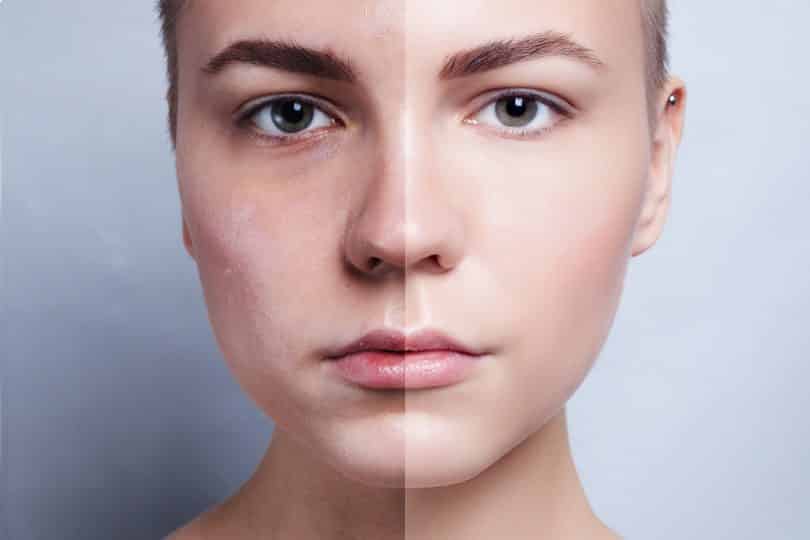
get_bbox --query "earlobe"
[632,78,687,258]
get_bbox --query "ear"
[632,77,687,257]
[182,211,196,261]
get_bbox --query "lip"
[324,328,488,390]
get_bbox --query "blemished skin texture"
[166,0,686,538]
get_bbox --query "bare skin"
[165,0,686,538]
[169,412,619,540]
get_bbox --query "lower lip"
[328,350,484,390]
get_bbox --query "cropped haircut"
[157,0,669,145]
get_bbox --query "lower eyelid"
[466,108,573,142]
[244,106,353,146]
[242,126,334,149]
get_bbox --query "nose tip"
[344,197,465,278]
[342,117,466,279]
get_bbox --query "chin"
[305,413,405,488]
[403,413,503,488]
[317,412,499,489]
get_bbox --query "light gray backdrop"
[2,1,808,539]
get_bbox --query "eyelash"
[235,94,343,146]
[465,89,574,139]
[234,89,574,145]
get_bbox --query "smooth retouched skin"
[166,0,686,538]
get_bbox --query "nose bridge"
[403,118,462,269]
[343,99,465,277]
[343,112,407,274]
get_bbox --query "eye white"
[250,101,334,136]
[471,96,556,132]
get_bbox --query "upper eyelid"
[234,93,343,124]
[472,88,575,117]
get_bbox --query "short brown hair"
[644,0,671,91]
[157,0,186,145]
[156,0,669,145]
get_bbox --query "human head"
[157,0,672,145]
[160,0,686,488]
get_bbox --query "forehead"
[177,0,645,83]
[178,0,404,66]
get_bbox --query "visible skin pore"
[165,0,686,538]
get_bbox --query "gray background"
[2,1,808,538]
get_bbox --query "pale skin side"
[166,0,686,538]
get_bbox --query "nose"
[343,128,466,279]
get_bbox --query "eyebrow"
[201,31,603,84]
[439,31,604,80]
[202,39,358,83]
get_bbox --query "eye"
[465,90,572,138]
[237,95,339,142]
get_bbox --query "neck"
[218,408,614,539]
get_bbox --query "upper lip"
[325,327,486,359]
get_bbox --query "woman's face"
[175,0,672,488]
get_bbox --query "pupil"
[496,95,538,127]
[506,96,527,117]
[272,99,314,133]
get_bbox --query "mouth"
[324,328,488,390]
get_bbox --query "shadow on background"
[1,1,270,538]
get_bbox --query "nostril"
[368,257,382,271]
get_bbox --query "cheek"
[176,155,340,416]
[188,191,299,376]
[464,131,647,422]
